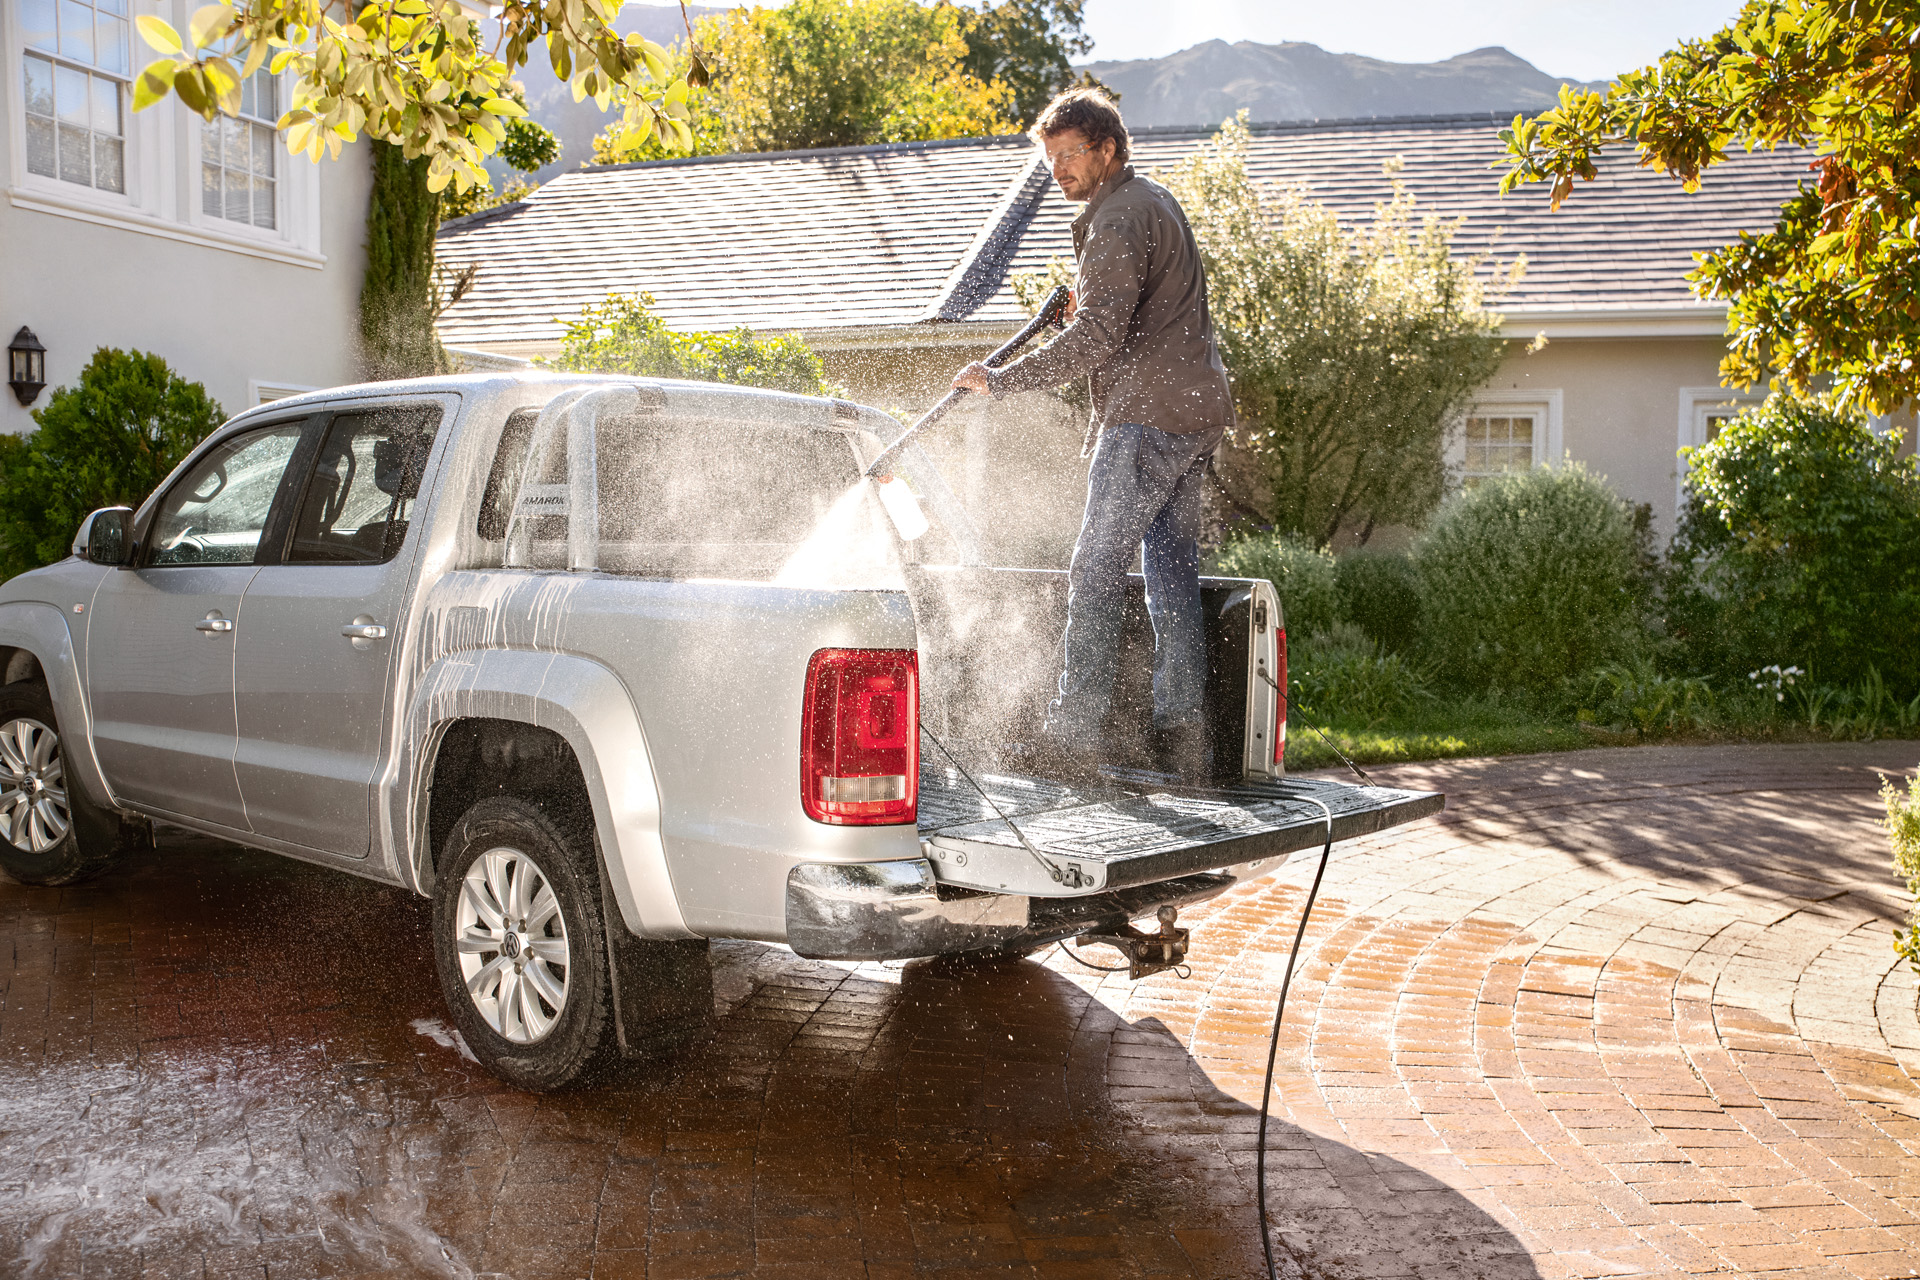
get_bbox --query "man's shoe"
[1155,724,1215,784]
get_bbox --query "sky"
[635,0,1746,84]
[1076,0,1745,81]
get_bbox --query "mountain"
[489,3,726,185]
[1077,42,1605,129]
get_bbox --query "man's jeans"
[1046,420,1224,741]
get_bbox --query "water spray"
[863,285,1071,490]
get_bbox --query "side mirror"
[73,507,134,566]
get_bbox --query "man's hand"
[952,362,992,394]
[1064,288,1078,322]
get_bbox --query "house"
[2,0,367,436]
[433,113,1856,559]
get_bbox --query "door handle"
[195,616,233,633]
[340,622,388,640]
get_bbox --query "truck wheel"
[431,796,619,1091]
[0,681,149,886]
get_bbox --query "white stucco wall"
[0,3,368,438]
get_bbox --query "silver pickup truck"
[0,373,1440,1089]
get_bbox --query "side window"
[147,424,306,566]
[284,406,442,565]
[476,408,540,540]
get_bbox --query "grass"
[1279,696,1920,773]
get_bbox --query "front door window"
[149,426,304,565]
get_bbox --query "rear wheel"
[431,796,619,1091]
[0,681,148,886]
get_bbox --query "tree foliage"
[0,350,223,580]
[361,140,446,379]
[131,0,699,198]
[703,0,1016,153]
[441,117,560,218]
[1667,393,1920,692]
[545,293,838,395]
[1162,115,1511,546]
[958,0,1098,125]
[1498,0,1920,412]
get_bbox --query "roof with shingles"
[433,113,1815,349]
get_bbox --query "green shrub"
[1288,622,1432,727]
[545,292,837,395]
[1208,531,1337,636]
[1335,550,1421,652]
[1886,769,1920,974]
[1668,392,1920,694]
[1414,463,1644,695]
[1575,659,1715,735]
[0,348,223,579]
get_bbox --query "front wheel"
[0,681,148,886]
[431,796,619,1091]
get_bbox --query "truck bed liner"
[917,763,1444,897]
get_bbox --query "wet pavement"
[2,741,1918,1279]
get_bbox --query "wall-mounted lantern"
[8,328,46,407]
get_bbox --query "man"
[953,88,1234,782]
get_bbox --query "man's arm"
[953,208,1147,396]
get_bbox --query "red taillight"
[1274,628,1288,765]
[801,648,919,825]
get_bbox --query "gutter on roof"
[1499,303,1728,339]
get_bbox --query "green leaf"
[136,15,183,55]
[482,97,527,117]
[131,58,176,111]
[187,3,234,50]
[172,67,210,115]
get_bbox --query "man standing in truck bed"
[952,88,1235,782]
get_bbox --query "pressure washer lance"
[863,284,1071,483]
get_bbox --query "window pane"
[252,122,275,176]
[58,122,91,184]
[222,114,246,169]
[90,75,119,137]
[224,168,248,222]
[253,71,278,119]
[286,409,442,564]
[54,62,87,123]
[26,117,57,178]
[24,53,55,116]
[151,425,306,566]
[96,13,127,75]
[202,120,221,164]
[202,162,222,216]
[251,174,274,229]
[97,0,126,13]
[58,0,94,64]
[23,0,58,52]
[94,133,123,192]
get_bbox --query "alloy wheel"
[454,846,571,1043]
[0,717,69,853]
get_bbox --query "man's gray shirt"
[987,165,1234,447]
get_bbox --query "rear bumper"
[783,858,1248,961]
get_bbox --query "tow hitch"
[1073,905,1190,979]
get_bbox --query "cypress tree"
[359,141,446,380]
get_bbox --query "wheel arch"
[0,603,114,810]
[402,648,691,940]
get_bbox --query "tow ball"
[1073,905,1190,980]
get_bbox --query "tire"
[0,680,149,887]
[431,796,619,1091]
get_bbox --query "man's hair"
[1030,87,1129,167]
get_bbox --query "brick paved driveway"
[2,742,1918,1280]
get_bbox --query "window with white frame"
[1461,411,1539,486]
[20,0,129,194]
[202,68,279,229]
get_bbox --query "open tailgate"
[917,764,1443,897]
